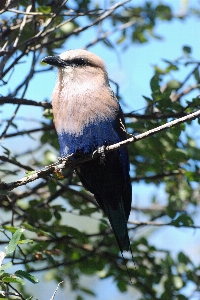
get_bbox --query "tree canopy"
[0,1,200,299]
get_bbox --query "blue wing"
[58,106,132,252]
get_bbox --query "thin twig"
[0,97,51,108]
[2,124,54,139]
[8,8,53,16]
[50,281,63,300]
[85,20,136,49]
[108,108,200,151]
[129,220,200,228]
[0,104,21,139]
[13,5,32,48]
[0,156,34,171]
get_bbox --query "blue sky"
[1,0,200,299]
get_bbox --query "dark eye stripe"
[70,58,88,66]
[64,58,92,67]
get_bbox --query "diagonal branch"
[1,108,200,192]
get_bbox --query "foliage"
[0,0,200,299]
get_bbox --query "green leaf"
[66,227,85,242]
[2,275,24,285]
[79,260,97,275]
[117,280,128,292]
[4,226,18,233]
[15,270,39,284]
[1,146,10,156]
[6,228,25,255]
[44,252,56,265]
[19,0,29,5]
[80,287,95,296]
[38,6,51,14]
[170,214,194,227]
[142,95,153,103]
[25,170,37,177]
[150,74,161,100]
[167,149,187,163]
[0,189,9,196]
[155,4,172,20]
[0,262,13,276]
[194,67,200,82]
[18,239,34,245]
[48,178,57,194]
[37,208,52,222]
[60,22,78,34]
[177,295,188,300]
[178,252,190,264]
[79,207,97,216]
[183,45,192,55]
[22,223,54,237]
[117,34,126,44]
[167,80,181,90]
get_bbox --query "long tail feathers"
[103,199,131,253]
[103,200,135,283]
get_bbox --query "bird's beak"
[41,56,67,68]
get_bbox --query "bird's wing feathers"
[57,103,132,253]
[77,149,131,252]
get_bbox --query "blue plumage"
[42,49,132,254]
[58,114,122,156]
[58,109,132,252]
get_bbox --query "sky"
[1,0,200,299]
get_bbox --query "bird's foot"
[97,145,106,164]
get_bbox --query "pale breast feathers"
[52,67,119,135]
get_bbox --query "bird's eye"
[70,58,88,67]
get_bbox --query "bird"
[42,49,132,255]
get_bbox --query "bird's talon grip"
[97,145,106,164]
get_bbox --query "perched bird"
[42,50,132,255]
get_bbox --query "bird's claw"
[97,145,106,164]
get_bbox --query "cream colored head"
[59,49,106,70]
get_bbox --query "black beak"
[41,56,67,68]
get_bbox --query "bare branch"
[0,104,21,139]
[170,84,200,102]
[0,155,34,171]
[131,170,182,182]
[1,108,200,192]
[0,97,51,108]
[50,281,64,300]
[129,220,200,229]
[108,108,200,151]
[13,5,32,48]
[3,124,54,139]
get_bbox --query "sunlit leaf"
[6,228,25,255]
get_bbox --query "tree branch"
[0,97,51,108]
[3,124,54,139]
[0,155,34,171]
[129,220,200,229]
[1,108,200,192]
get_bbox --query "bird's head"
[41,49,107,79]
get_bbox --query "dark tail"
[103,198,131,253]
